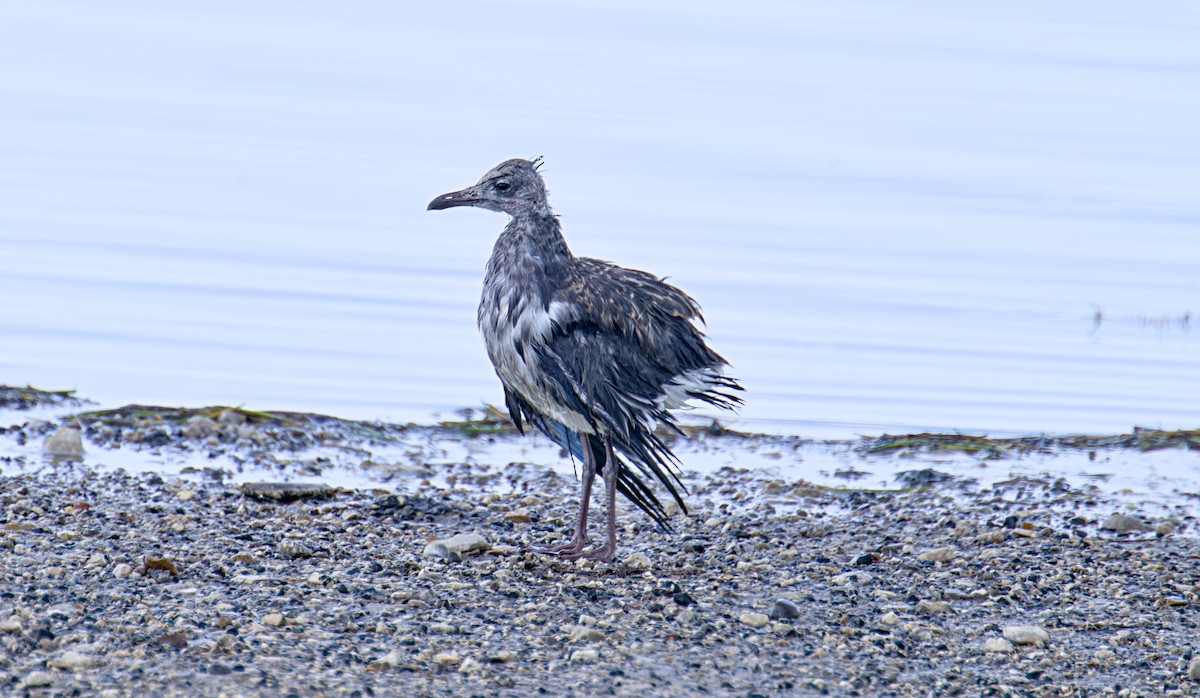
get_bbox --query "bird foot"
[559,542,616,563]
[528,538,589,557]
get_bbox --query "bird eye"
[495,182,511,192]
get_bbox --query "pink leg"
[574,435,618,562]
[530,432,595,556]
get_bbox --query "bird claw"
[568,543,616,563]
[528,539,589,557]
[529,541,615,563]
[528,538,616,562]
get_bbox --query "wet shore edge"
[2,385,1199,696]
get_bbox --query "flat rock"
[433,652,460,666]
[240,482,337,502]
[1101,513,1151,533]
[739,612,770,628]
[567,624,604,642]
[49,650,103,670]
[984,638,1015,653]
[183,415,218,438]
[1003,625,1050,646]
[23,671,53,688]
[917,547,957,563]
[432,532,490,556]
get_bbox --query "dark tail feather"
[534,416,677,532]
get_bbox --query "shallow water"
[2,2,1199,438]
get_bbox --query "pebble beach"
[2,390,1199,697]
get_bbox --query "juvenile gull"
[428,158,742,561]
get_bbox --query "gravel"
[2,400,1199,696]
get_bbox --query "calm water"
[2,1,1198,438]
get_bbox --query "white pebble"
[567,624,604,642]
[916,547,956,563]
[43,426,85,456]
[570,649,599,663]
[432,532,490,555]
[1002,625,1049,646]
[0,618,22,633]
[459,657,484,674]
[433,652,460,666]
[49,650,102,670]
[984,638,1014,653]
[739,612,770,628]
[23,671,53,688]
[182,416,218,438]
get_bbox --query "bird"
[427,158,742,561]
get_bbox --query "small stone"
[49,650,103,670]
[915,600,953,615]
[491,650,517,663]
[917,547,956,563]
[86,553,107,568]
[176,488,195,501]
[43,426,85,456]
[217,409,248,425]
[1002,625,1049,646]
[1100,513,1151,533]
[373,648,404,668]
[624,552,651,570]
[0,617,22,633]
[567,625,604,642]
[278,539,315,559]
[183,415,218,438]
[429,532,489,556]
[739,612,770,628]
[143,556,179,577]
[1094,649,1115,662]
[113,563,133,579]
[1189,656,1200,681]
[422,542,460,562]
[23,671,53,688]
[504,508,531,523]
[570,649,599,663]
[769,599,801,620]
[262,613,285,627]
[433,652,460,666]
[880,611,900,625]
[984,638,1015,653]
[459,657,484,674]
[56,530,77,542]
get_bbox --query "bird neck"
[502,211,574,263]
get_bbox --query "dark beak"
[427,190,478,211]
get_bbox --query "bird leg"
[529,432,595,557]
[573,434,619,562]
